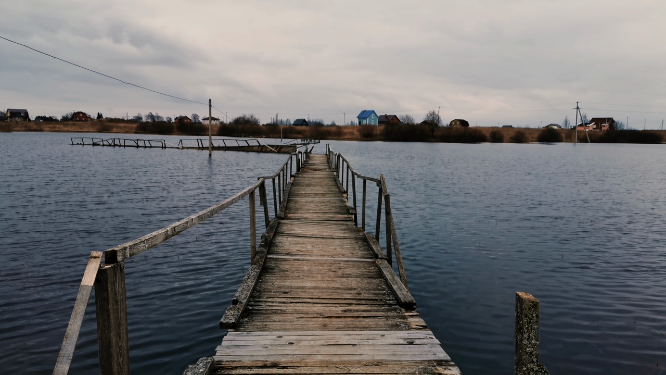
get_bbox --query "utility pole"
[208,99,212,157]
[574,102,579,144]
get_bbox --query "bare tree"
[423,110,442,136]
[562,116,570,129]
[400,114,415,125]
[580,112,588,125]
[191,113,201,123]
[132,113,143,122]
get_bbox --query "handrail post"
[272,178,278,217]
[352,174,357,226]
[346,163,350,194]
[375,183,382,241]
[277,173,282,207]
[289,155,293,177]
[249,189,256,262]
[362,179,366,231]
[515,292,549,375]
[259,180,269,228]
[385,193,393,266]
[95,262,130,375]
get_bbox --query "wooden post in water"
[249,190,256,262]
[272,178,278,217]
[352,174,357,226]
[95,262,130,375]
[362,179,366,231]
[515,292,549,375]
[259,180,269,228]
[208,99,212,158]
[277,174,282,206]
[384,193,393,266]
[375,183,382,241]
[346,163,350,194]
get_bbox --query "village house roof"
[378,114,400,123]
[357,110,377,119]
[449,119,470,127]
[202,117,220,121]
[7,109,29,116]
[293,119,309,126]
[589,117,614,124]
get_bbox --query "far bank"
[1,121,663,144]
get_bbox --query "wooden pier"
[53,145,553,375]
[212,153,459,374]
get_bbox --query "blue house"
[357,110,378,125]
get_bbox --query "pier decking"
[213,154,460,374]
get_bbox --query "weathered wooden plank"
[365,232,388,259]
[105,179,263,263]
[220,218,279,329]
[376,259,416,310]
[53,251,103,375]
[266,255,375,262]
[95,262,130,375]
[213,363,459,375]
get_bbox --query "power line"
[0,35,207,106]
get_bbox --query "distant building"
[202,116,220,125]
[420,120,436,127]
[6,109,30,121]
[449,119,470,127]
[72,111,92,122]
[357,110,378,125]
[502,125,513,128]
[0,112,6,121]
[293,119,309,127]
[544,124,562,129]
[589,117,614,131]
[175,116,192,124]
[378,114,401,125]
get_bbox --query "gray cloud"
[1,0,666,127]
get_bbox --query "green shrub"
[510,130,528,143]
[489,129,504,143]
[537,128,563,142]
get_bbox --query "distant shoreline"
[1,121,664,144]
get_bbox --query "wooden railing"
[326,145,408,290]
[53,151,308,375]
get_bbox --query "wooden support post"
[259,181,269,228]
[375,185,382,241]
[515,292,549,375]
[352,174,357,226]
[385,194,393,266]
[249,190,256,262]
[346,164,350,194]
[95,262,130,375]
[362,179,367,231]
[53,252,102,375]
[272,178,278,217]
[277,173,282,206]
[208,99,212,158]
[289,156,293,177]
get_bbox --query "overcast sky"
[2,0,666,128]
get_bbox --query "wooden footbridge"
[52,144,550,374]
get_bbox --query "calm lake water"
[2,132,666,374]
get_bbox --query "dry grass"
[4,121,665,144]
